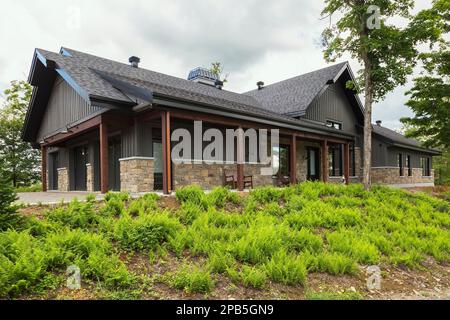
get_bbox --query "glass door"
[307,147,320,181]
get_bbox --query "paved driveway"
[16,192,105,206]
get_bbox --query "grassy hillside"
[1,182,449,299]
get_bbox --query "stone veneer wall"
[57,167,69,191]
[173,161,274,190]
[371,167,434,185]
[119,157,154,193]
[244,163,274,187]
[86,163,94,192]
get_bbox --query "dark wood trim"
[138,110,163,122]
[167,109,349,144]
[167,111,172,193]
[344,143,350,185]
[42,115,102,146]
[41,145,47,192]
[236,127,245,191]
[161,111,171,194]
[290,135,297,184]
[321,140,328,183]
[100,121,108,194]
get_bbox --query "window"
[398,153,404,176]
[406,155,412,176]
[273,145,290,176]
[326,120,342,130]
[421,157,431,176]
[328,145,343,177]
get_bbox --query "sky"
[0,0,434,130]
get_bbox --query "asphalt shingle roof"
[36,48,349,121]
[244,62,348,115]
[372,124,439,152]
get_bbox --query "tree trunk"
[362,55,373,190]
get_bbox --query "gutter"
[388,142,442,155]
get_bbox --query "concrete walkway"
[15,192,105,206]
[15,190,171,206]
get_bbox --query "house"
[22,47,439,194]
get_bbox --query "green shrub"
[326,230,380,264]
[43,229,132,287]
[317,252,358,275]
[207,249,236,274]
[112,212,182,251]
[286,228,323,253]
[264,250,307,285]
[207,187,239,208]
[45,198,99,230]
[176,185,208,209]
[104,191,130,202]
[0,230,46,297]
[169,264,214,294]
[232,222,283,264]
[0,177,22,231]
[176,202,204,225]
[239,265,267,289]
[15,183,42,193]
[127,193,159,216]
[249,186,283,204]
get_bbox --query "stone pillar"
[119,157,154,193]
[86,163,94,192]
[57,168,69,191]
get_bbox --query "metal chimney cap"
[129,56,140,67]
[376,120,382,126]
[257,81,264,90]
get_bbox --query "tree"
[401,49,449,148]
[0,175,21,231]
[210,62,229,84]
[0,80,40,187]
[321,0,446,189]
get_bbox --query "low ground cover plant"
[0,181,448,298]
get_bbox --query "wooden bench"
[223,171,236,189]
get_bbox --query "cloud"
[0,0,432,129]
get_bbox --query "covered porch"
[40,108,357,195]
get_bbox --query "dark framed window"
[326,120,343,130]
[421,157,431,176]
[328,145,343,177]
[398,153,404,176]
[278,144,290,176]
[406,155,412,176]
[349,143,356,176]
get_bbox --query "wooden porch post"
[161,111,172,194]
[100,120,109,194]
[321,139,328,183]
[41,145,47,192]
[344,142,350,185]
[236,126,244,191]
[290,135,297,184]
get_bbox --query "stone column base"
[86,163,94,192]
[57,167,69,191]
[119,157,154,193]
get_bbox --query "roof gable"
[244,62,355,115]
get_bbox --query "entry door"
[307,147,320,181]
[74,146,88,190]
[49,152,59,190]
[153,141,163,190]
[108,138,121,191]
